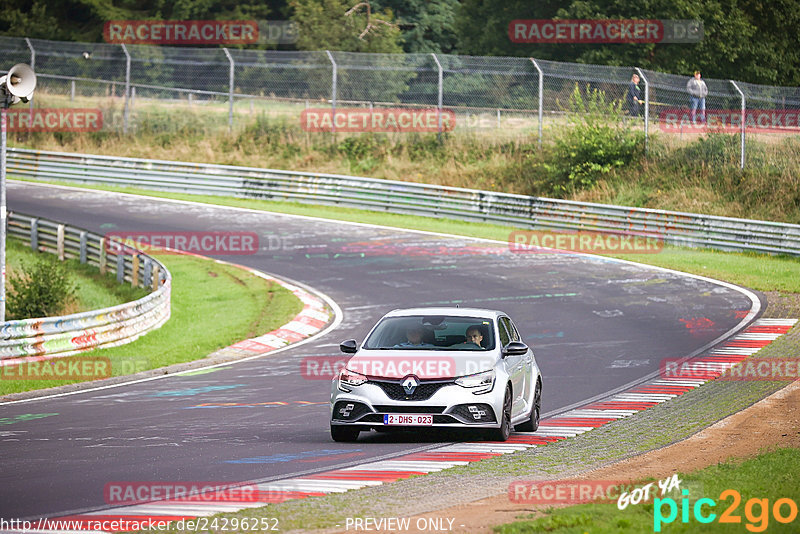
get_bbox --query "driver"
[465,326,485,348]
[394,326,435,348]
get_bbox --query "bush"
[7,259,76,320]
[535,84,645,194]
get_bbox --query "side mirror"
[340,339,358,354]
[502,341,529,357]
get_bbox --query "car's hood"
[346,349,497,379]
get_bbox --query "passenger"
[394,326,435,348]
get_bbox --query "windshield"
[363,315,495,350]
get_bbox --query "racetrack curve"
[0,182,761,521]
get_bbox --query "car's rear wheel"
[487,386,512,441]
[515,380,541,432]
[330,424,360,442]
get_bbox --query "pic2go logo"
[654,489,798,532]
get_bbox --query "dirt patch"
[381,379,800,533]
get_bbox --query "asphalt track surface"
[1,182,760,521]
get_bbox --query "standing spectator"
[627,73,643,116]
[687,70,708,124]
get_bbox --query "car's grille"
[448,403,497,424]
[332,401,372,421]
[373,405,446,414]
[370,379,451,401]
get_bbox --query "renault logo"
[402,375,419,395]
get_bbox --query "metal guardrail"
[7,148,800,256]
[1,211,171,360]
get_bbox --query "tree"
[372,0,460,54]
[289,0,402,53]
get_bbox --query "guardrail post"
[99,237,107,274]
[121,44,131,134]
[79,231,87,263]
[143,257,152,288]
[730,80,746,169]
[326,50,337,135]
[56,224,65,261]
[223,47,235,131]
[116,253,125,283]
[31,217,39,252]
[152,263,160,291]
[131,254,140,287]
[530,58,543,149]
[635,67,649,154]
[431,53,443,138]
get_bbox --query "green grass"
[495,447,800,533]
[0,251,303,396]
[11,176,800,295]
[7,237,148,317]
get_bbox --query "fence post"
[116,253,125,283]
[31,217,38,252]
[635,67,649,154]
[530,59,543,149]
[99,237,107,274]
[56,224,65,260]
[79,231,87,263]
[730,80,746,169]
[71,79,76,102]
[143,257,152,288]
[223,47,235,130]
[152,263,160,291]
[431,53,443,137]
[121,44,131,134]
[131,254,140,287]
[325,50,337,135]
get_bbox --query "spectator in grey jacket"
[687,71,708,124]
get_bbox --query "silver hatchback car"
[330,307,542,442]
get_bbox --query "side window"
[506,319,521,342]
[498,318,511,346]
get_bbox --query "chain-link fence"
[2,35,799,168]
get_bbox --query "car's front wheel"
[486,386,512,441]
[515,380,541,432]
[330,424,360,442]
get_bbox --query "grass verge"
[495,447,799,533]
[7,237,148,317]
[0,250,303,396]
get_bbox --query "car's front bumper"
[330,378,504,429]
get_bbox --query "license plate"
[383,414,433,426]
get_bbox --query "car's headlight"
[338,368,367,391]
[455,369,495,394]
